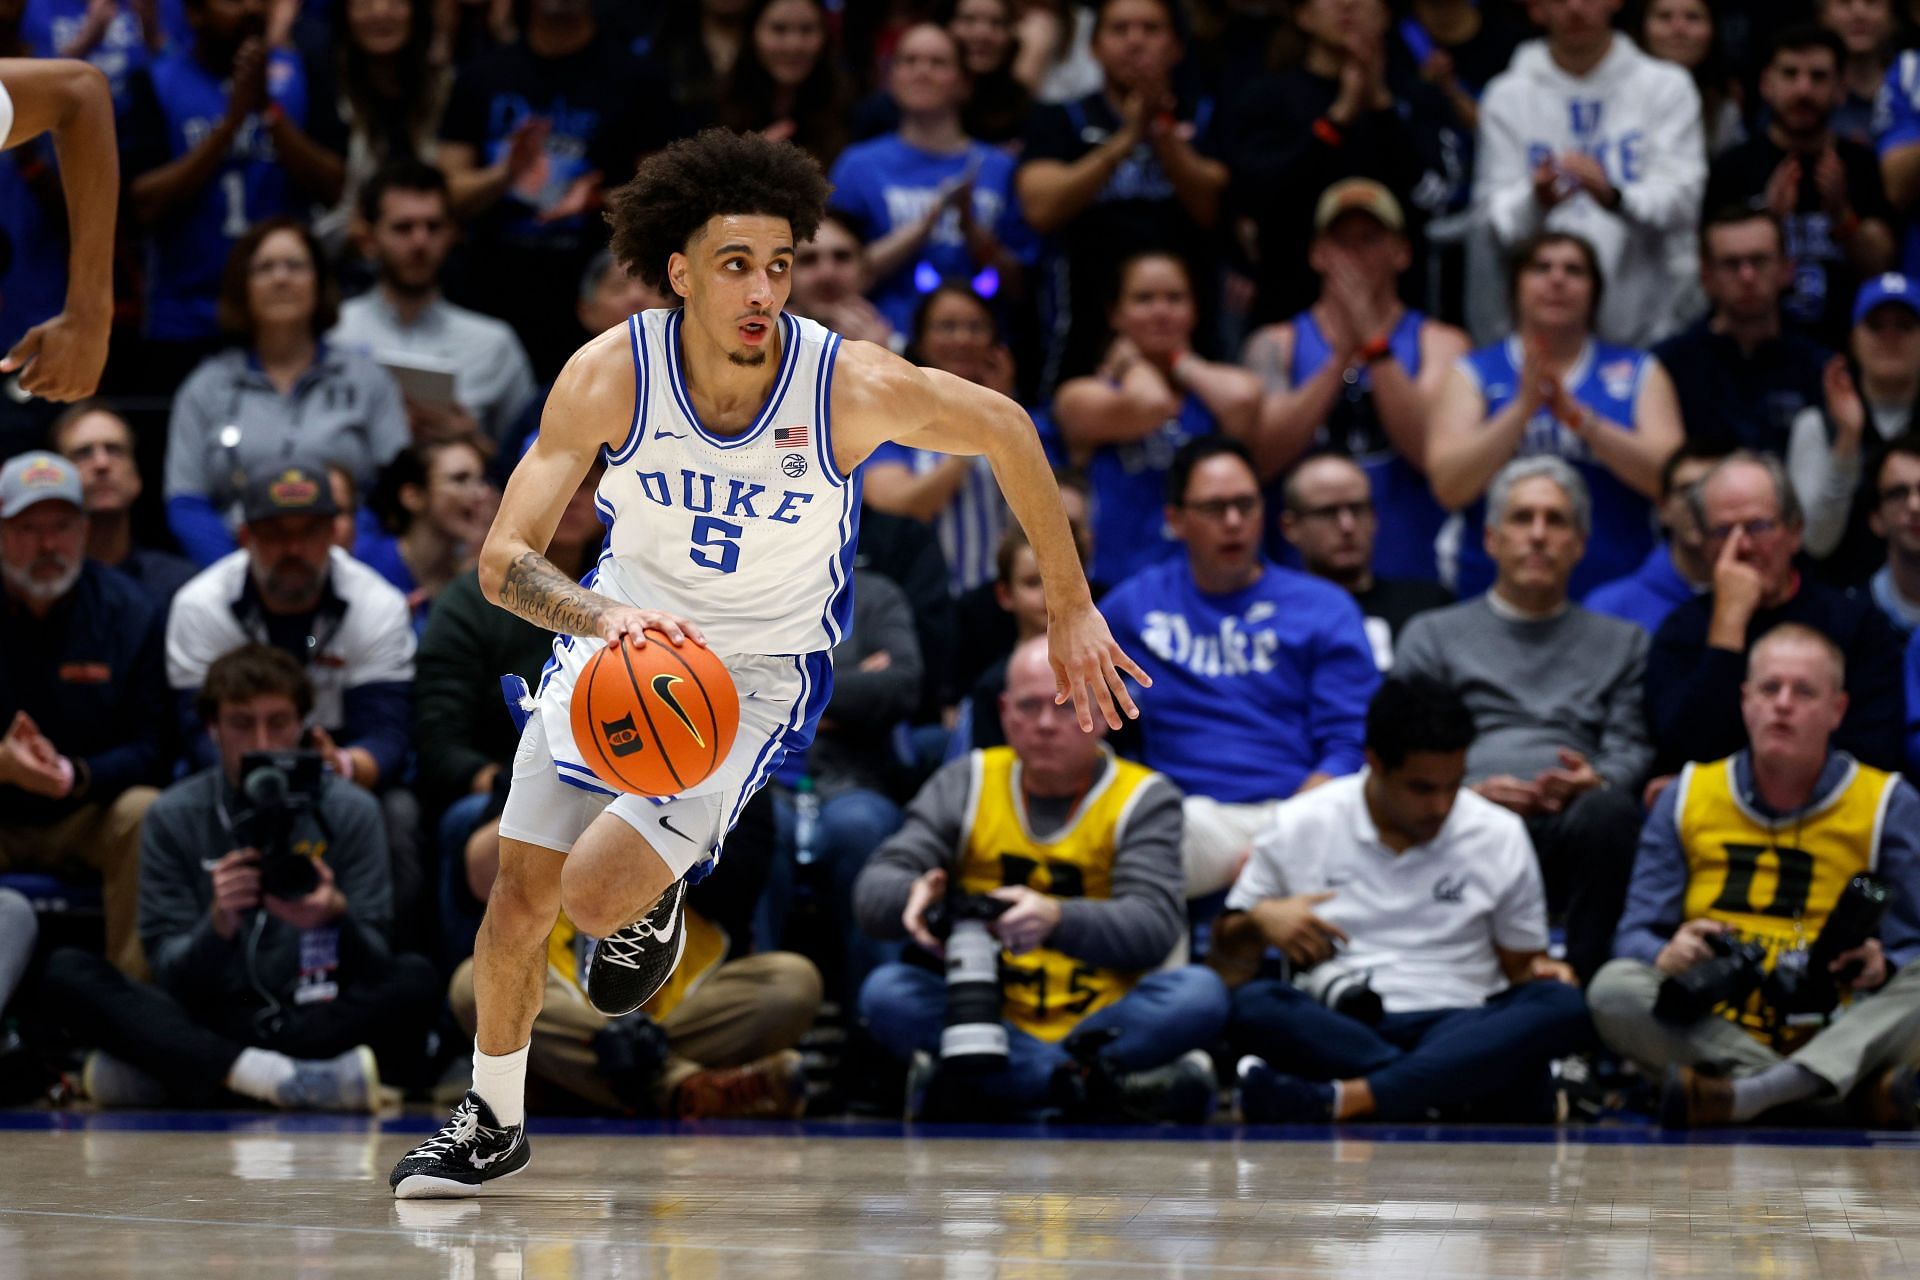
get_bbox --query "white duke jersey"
[590,307,860,657]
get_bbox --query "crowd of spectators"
[11,0,1920,1129]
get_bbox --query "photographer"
[1593,623,1920,1128]
[854,637,1228,1123]
[1213,675,1593,1124]
[37,646,439,1110]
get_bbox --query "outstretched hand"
[1048,601,1151,732]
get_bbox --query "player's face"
[212,693,305,783]
[1282,456,1375,581]
[1168,454,1264,580]
[1366,748,1466,848]
[1110,256,1195,362]
[370,188,454,295]
[0,502,86,604]
[672,215,795,369]
[247,229,319,336]
[244,513,335,612]
[1485,475,1585,600]
[1515,242,1595,333]
[346,0,412,56]
[59,412,142,516]
[891,24,966,114]
[1742,639,1847,767]
[1641,0,1712,68]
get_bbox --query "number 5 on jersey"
[690,516,743,574]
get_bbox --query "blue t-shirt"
[1440,337,1658,601]
[864,441,1008,594]
[827,136,1037,332]
[1876,53,1920,275]
[21,0,191,118]
[127,47,308,341]
[1073,391,1218,588]
[1279,308,1447,583]
[1099,557,1379,803]
[1584,543,1694,637]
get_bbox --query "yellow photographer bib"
[1676,753,1897,1039]
[955,747,1161,1042]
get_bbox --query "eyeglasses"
[1295,500,1372,523]
[1182,496,1260,520]
[1881,484,1920,510]
[1703,517,1781,542]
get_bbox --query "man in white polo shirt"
[1210,674,1594,1123]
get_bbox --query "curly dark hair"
[604,129,832,292]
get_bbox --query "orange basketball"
[570,631,739,797]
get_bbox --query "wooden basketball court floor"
[5,1113,1920,1278]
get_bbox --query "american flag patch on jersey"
[775,425,809,448]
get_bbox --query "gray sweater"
[853,751,1187,971]
[1393,596,1654,790]
[138,768,395,1009]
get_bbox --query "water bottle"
[793,775,821,870]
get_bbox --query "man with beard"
[165,455,419,910]
[329,162,538,450]
[0,451,169,977]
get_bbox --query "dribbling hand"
[597,607,707,650]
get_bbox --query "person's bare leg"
[558,812,679,940]
[473,837,568,1057]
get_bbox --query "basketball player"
[0,59,116,401]
[389,130,1148,1197]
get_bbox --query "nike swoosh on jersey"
[651,673,705,747]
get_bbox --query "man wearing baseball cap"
[0,451,170,978]
[1240,177,1468,583]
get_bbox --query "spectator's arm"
[1874,780,1920,970]
[1613,779,1688,965]
[1368,320,1470,477]
[1488,815,1551,956]
[1426,363,1523,510]
[1015,129,1138,235]
[829,575,924,726]
[127,89,243,226]
[1209,813,1299,985]
[1052,367,1182,449]
[1475,82,1547,247]
[1306,601,1381,779]
[1591,626,1654,792]
[1883,141,1920,215]
[1787,406,1857,560]
[139,798,238,991]
[862,455,975,522]
[853,758,969,939]
[339,682,410,786]
[1612,75,1705,232]
[1171,352,1262,440]
[162,370,238,565]
[1240,323,1343,480]
[1050,776,1185,970]
[166,496,236,566]
[1840,609,1908,772]
[1582,358,1683,501]
[1148,125,1229,230]
[1843,214,1896,276]
[436,139,515,220]
[264,100,343,205]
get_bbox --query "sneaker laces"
[594,926,654,971]
[411,1098,487,1160]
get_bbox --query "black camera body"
[1654,931,1770,1025]
[231,751,326,900]
[925,893,1013,1073]
[1765,877,1891,1022]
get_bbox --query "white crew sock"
[1731,1063,1823,1121]
[471,1039,530,1128]
[225,1047,297,1103]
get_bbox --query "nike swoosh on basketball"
[651,673,705,746]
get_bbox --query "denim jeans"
[1229,978,1594,1121]
[860,962,1230,1111]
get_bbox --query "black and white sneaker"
[585,878,688,1017]
[389,1091,530,1199]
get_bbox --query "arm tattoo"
[497,550,614,636]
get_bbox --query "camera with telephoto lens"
[1295,958,1385,1025]
[1764,877,1891,1024]
[1654,930,1770,1025]
[231,751,325,900]
[923,893,1013,1073]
